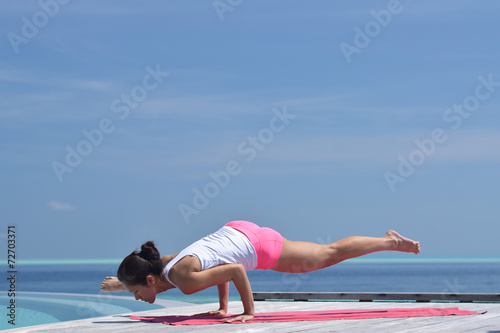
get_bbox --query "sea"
[1,259,499,329]
[12,259,500,298]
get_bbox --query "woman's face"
[123,276,157,304]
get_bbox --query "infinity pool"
[0,292,188,330]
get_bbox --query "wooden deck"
[5,296,500,332]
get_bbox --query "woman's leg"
[271,230,420,273]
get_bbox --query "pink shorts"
[225,221,283,270]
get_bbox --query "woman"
[101,220,420,323]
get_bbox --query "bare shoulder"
[168,255,202,293]
[168,256,201,278]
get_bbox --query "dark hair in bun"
[117,241,163,286]
[138,241,160,261]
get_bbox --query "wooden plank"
[405,303,500,333]
[5,301,498,332]
[253,292,500,303]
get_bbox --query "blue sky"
[1,0,499,261]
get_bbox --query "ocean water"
[1,260,499,329]
[7,260,500,300]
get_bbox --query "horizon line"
[4,256,500,266]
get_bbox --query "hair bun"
[138,241,160,261]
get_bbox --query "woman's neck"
[155,254,179,292]
[154,277,175,293]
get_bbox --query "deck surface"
[5,300,500,332]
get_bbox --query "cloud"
[151,128,500,178]
[431,130,500,163]
[62,2,209,16]
[0,67,116,92]
[47,201,76,211]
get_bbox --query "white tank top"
[163,226,257,288]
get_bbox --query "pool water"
[0,292,172,330]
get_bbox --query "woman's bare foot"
[385,230,420,254]
[101,276,125,292]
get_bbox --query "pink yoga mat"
[130,307,485,325]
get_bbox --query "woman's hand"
[224,312,254,323]
[193,308,227,317]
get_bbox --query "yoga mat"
[130,307,485,325]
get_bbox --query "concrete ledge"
[253,292,500,302]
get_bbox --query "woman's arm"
[171,263,254,322]
[217,282,229,314]
[195,282,229,316]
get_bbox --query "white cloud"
[432,130,500,163]
[137,95,263,119]
[154,129,500,177]
[47,201,76,211]
[62,2,209,16]
[0,68,115,92]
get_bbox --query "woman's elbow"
[177,283,198,295]
[180,287,197,295]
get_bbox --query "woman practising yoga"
[101,220,420,323]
